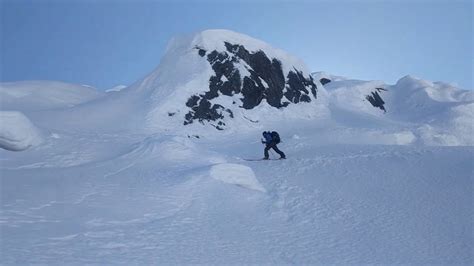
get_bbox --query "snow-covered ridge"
[314,73,473,146]
[0,80,104,112]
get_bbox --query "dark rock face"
[366,88,387,112]
[184,96,233,130]
[319,78,331,85]
[286,69,315,104]
[184,42,318,129]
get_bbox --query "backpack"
[271,131,281,144]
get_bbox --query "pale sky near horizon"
[1,0,472,90]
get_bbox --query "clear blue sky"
[1,0,472,90]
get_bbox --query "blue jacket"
[262,132,273,144]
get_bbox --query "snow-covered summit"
[189,29,308,73]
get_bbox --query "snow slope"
[0,29,472,264]
[1,127,472,264]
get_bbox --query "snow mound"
[386,76,474,146]
[0,111,43,151]
[394,75,473,102]
[389,75,473,121]
[0,80,104,112]
[210,163,266,192]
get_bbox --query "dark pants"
[264,142,286,159]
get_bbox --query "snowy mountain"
[0,29,472,264]
[137,29,323,132]
[10,30,326,135]
[2,30,468,144]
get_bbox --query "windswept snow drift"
[122,135,226,166]
[0,111,43,151]
[210,163,266,192]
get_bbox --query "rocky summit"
[184,40,317,130]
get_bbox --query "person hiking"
[262,131,286,160]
